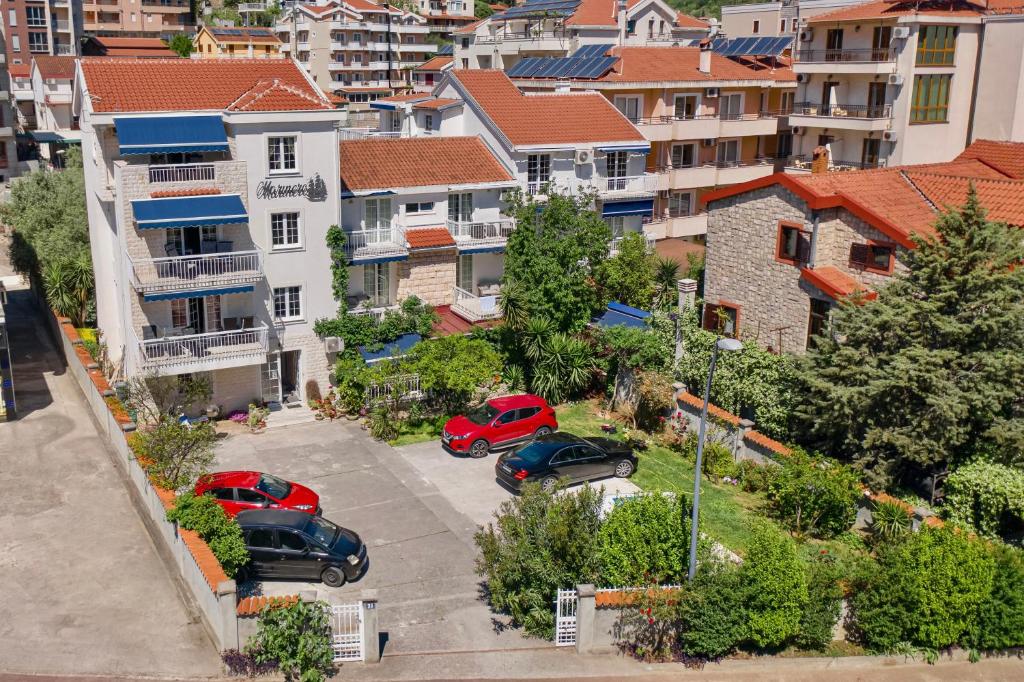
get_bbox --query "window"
[825,28,844,61]
[518,406,541,420]
[606,216,625,238]
[461,38,469,48]
[719,93,743,120]
[457,254,473,291]
[267,136,297,173]
[849,242,894,274]
[792,18,799,32]
[364,197,392,230]
[28,32,48,52]
[862,138,881,168]
[237,488,267,504]
[674,93,699,119]
[448,192,472,222]
[496,410,518,425]
[273,286,303,321]
[614,96,641,123]
[752,20,760,34]
[703,302,740,337]
[424,113,434,129]
[716,139,740,165]
[668,191,693,218]
[246,529,275,548]
[911,74,951,123]
[807,299,831,347]
[777,132,793,159]
[606,150,628,180]
[776,221,810,264]
[363,263,390,307]
[670,143,696,168]
[270,212,301,249]
[171,299,189,328]
[780,20,786,33]
[9,9,18,26]
[405,201,434,214]
[210,488,234,501]
[527,153,551,193]
[278,531,307,552]
[917,25,957,65]
[867,82,887,118]
[871,25,893,61]
[11,36,19,52]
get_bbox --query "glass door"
[457,254,473,292]
[719,93,743,120]
[673,94,699,120]
[260,353,282,404]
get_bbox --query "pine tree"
[795,187,1024,489]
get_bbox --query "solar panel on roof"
[495,0,579,19]
[712,35,793,57]
[572,43,613,59]
[437,44,453,56]
[507,57,546,77]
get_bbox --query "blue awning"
[602,199,654,217]
[458,245,505,255]
[348,254,409,266]
[593,301,652,329]
[114,115,229,155]
[598,145,651,153]
[358,333,422,363]
[132,194,248,230]
[142,285,254,302]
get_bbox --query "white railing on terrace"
[365,373,424,406]
[136,324,269,370]
[601,173,658,194]
[238,2,269,11]
[338,128,402,140]
[343,223,407,260]
[128,249,263,294]
[53,44,75,55]
[348,303,396,321]
[148,163,217,184]
[445,218,516,245]
[478,30,570,43]
[610,232,656,255]
[451,286,502,323]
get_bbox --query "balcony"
[610,232,656,255]
[113,160,247,204]
[787,102,893,132]
[343,223,408,263]
[783,155,885,173]
[644,213,708,239]
[446,217,516,250]
[134,324,270,374]
[656,159,775,189]
[338,128,401,140]
[147,162,217,183]
[719,111,782,137]
[127,249,264,295]
[599,173,658,197]
[451,286,501,323]
[794,48,896,74]
[714,158,777,184]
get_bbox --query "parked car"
[195,471,320,517]
[494,432,637,492]
[442,394,558,458]
[236,509,368,587]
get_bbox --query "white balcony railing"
[601,173,658,195]
[148,163,216,184]
[343,223,408,261]
[451,286,502,323]
[338,128,402,140]
[128,249,264,294]
[445,217,516,247]
[136,324,269,372]
[610,232,656,255]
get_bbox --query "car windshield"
[305,515,339,548]
[256,473,291,500]
[511,442,555,464]
[465,403,500,425]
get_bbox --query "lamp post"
[688,336,743,582]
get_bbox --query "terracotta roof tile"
[955,139,1024,179]
[8,64,31,78]
[415,55,454,72]
[452,70,645,146]
[675,11,710,28]
[81,59,331,112]
[339,136,513,191]
[808,0,983,23]
[94,36,171,49]
[237,594,300,617]
[227,78,331,111]
[676,390,741,425]
[150,187,221,198]
[595,586,684,608]
[800,266,878,302]
[597,46,795,83]
[406,227,456,249]
[454,19,486,34]
[743,430,793,457]
[566,0,617,26]
[34,56,78,80]
[906,172,1024,227]
[412,97,460,110]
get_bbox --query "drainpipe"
[808,211,820,269]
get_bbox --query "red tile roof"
[80,59,331,112]
[227,78,330,111]
[375,92,431,103]
[743,430,793,457]
[406,227,456,249]
[566,0,617,26]
[675,11,710,28]
[95,36,173,49]
[339,136,514,191]
[208,26,282,44]
[8,63,31,78]
[412,97,460,110]
[906,172,1024,226]
[454,19,486,34]
[34,56,77,80]
[150,187,221,198]
[596,46,795,83]
[452,70,645,146]
[415,55,454,72]
[955,139,1024,179]
[808,0,984,23]
[236,595,300,617]
[432,304,502,335]
[800,266,878,302]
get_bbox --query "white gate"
[329,602,364,662]
[554,589,578,646]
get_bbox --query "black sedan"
[495,432,637,493]
[236,509,368,587]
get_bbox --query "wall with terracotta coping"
[673,388,792,465]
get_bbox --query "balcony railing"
[148,163,217,183]
[610,232,656,255]
[451,286,502,323]
[477,30,569,43]
[795,48,895,63]
[338,128,402,140]
[601,173,658,194]
[128,249,264,294]
[136,325,269,372]
[784,155,885,172]
[791,102,892,119]
[347,301,397,320]
[445,218,516,246]
[343,223,408,261]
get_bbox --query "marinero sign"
[257,173,328,202]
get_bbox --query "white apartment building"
[276,0,436,104]
[787,0,1024,169]
[414,0,477,40]
[30,55,77,163]
[75,58,346,410]
[453,0,709,71]
[720,0,864,38]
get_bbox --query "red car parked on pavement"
[442,394,558,458]
[195,471,321,517]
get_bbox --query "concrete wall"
[672,387,793,465]
[971,15,1024,142]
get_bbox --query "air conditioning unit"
[791,126,804,135]
[702,138,715,147]
[892,26,910,40]
[705,87,720,98]
[887,73,904,86]
[323,336,344,354]
[799,29,813,42]
[796,73,811,84]
[883,130,898,142]
[574,148,593,165]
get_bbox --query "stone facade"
[210,365,262,413]
[278,329,334,401]
[396,249,458,306]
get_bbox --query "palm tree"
[531,333,595,404]
[653,257,680,310]
[521,316,554,363]
[499,279,530,332]
[42,255,93,326]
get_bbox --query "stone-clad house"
[701,140,1024,353]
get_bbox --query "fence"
[148,163,216,184]
[364,373,424,406]
[555,589,577,647]
[330,602,365,662]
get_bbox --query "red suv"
[442,394,558,458]
[195,471,321,517]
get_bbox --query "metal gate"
[329,602,364,662]
[554,589,577,646]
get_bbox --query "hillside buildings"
[193,26,284,58]
[83,0,193,38]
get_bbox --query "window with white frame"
[28,32,48,52]
[457,254,473,291]
[448,192,472,223]
[273,286,303,321]
[527,153,551,193]
[668,191,694,217]
[606,151,628,179]
[363,263,390,307]
[424,114,434,130]
[365,197,392,231]
[267,136,297,173]
[405,201,434,214]
[716,139,740,165]
[606,216,625,238]
[719,93,743,120]
[674,94,699,120]
[270,212,301,249]
[670,143,696,168]
[614,95,641,122]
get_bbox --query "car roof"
[518,432,581,455]
[198,471,261,488]
[487,394,545,410]
[235,509,311,529]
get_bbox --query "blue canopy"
[358,333,422,363]
[593,301,652,329]
[132,194,248,230]
[114,115,229,155]
[602,198,654,217]
[348,254,408,266]
[142,285,254,302]
[597,145,651,153]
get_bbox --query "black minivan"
[236,509,368,587]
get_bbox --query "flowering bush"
[310,391,341,421]
[227,410,248,424]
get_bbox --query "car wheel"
[469,439,490,458]
[540,475,559,493]
[322,566,347,588]
[235,565,251,584]
[534,426,552,437]
[614,459,635,478]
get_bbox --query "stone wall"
[279,328,334,400]
[816,208,911,288]
[673,388,792,465]
[211,365,262,413]
[396,249,457,306]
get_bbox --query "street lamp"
[688,336,743,581]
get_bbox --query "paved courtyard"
[214,420,638,656]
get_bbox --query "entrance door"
[457,254,474,292]
[867,82,887,118]
[261,353,282,404]
[825,29,844,61]
[871,26,892,61]
[674,94,699,120]
[281,350,300,404]
[719,93,742,120]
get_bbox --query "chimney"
[617,0,627,46]
[812,145,830,174]
[699,38,712,74]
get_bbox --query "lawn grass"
[388,416,446,447]
[556,400,763,555]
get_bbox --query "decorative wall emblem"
[257,172,328,202]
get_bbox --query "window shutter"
[850,243,870,268]
[797,232,811,263]
[702,304,717,331]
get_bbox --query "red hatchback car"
[442,394,558,458]
[195,471,321,517]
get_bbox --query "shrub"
[368,405,398,441]
[868,499,913,546]
[741,523,808,649]
[305,380,322,403]
[597,493,693,586]
[221,648,278,677]
[137,417,217,490]
[794,553,844,651]
[247,600,334,682]
[247,404,269,432]
[736,459,777,493]
[529,332,596,405]
[766,451,860,539]
[166,492,250,578]
[680,432,734,480]
[967,544,1024,651]
[406,334,501,414]
[676,562,748,661]
[475,483,603,638]
[944,461,1024,544]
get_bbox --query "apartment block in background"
[719,0,865,38]
[0,0,80,64]
[414,0,477,41]
[83,0,193,38]
[193,25,284,58]
[29,55,76,163]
